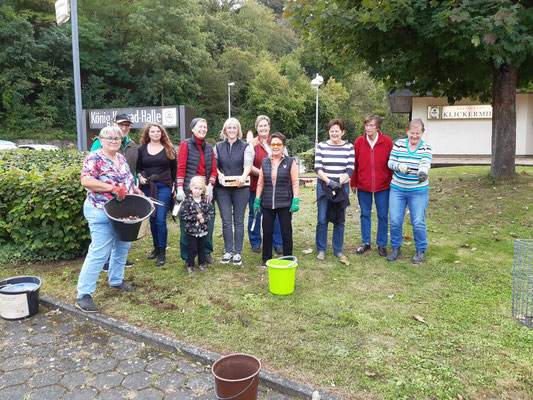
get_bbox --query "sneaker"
[186,266,196,274]
[356,243,371,254]
[221,252,233,264]
[387,247,401,262]
[251,246,261,254]
[125,260,134,268]
[232,254,242,265]
[198,264,209,272]
[206,254,215,264]
[111,281,135,292]
[261,260,267,269]
[274,246,283,255]
[378,246,388,257]
[412,251,426,264]
[75,295,99,313]
[336,253,351,266]
[317,251,325,260]
[103,263,109,272]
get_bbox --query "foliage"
[298,147,315,172]
[0,149,90,262]
[4,166,533,399]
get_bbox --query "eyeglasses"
[270,143,283,148]
[102,137,121,143]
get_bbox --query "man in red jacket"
[350,115,393,257]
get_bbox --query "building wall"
[411,94,533,156]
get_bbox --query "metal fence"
[512,239,533,329]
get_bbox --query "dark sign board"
[89,107,180,129]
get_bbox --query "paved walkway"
[0,305,299,399]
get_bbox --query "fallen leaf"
[302,248,313,254]
[456,345,463,351]
[429,198,438,202]
[388,294,395,299]
[413,314,427,324]
[457,395,463,400]
[496,196,503,200]
[402,234,413,239]
[364,370,377,377]
[471,247,477,251]
[492,230,498,235]
[312,390,321,400]
[521,170,528,175]
[493,238,502,241]
[45,309,61,316]
[462,244,470,248]
[511,234,518,238]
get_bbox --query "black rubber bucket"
[0,276,42,320]
[212,353,261,400]
[103,194,155,242]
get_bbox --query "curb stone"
[40,295,345,400]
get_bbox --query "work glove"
[289,198,299,213]
[418,168,429,183]
[327,180,342,190]
[111,185,127,201]
[206,183,214,203]
[176,186,185,202]
[253,198,261,212]
[398,163,410,174]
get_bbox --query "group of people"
[75,113,432,313]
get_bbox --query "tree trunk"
[490,65,517,179]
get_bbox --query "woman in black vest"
[215,118,254,265]
[254,132,300,267]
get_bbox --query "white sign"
[89,107,180,129]
[55,0,70,25]
[428,105,492,120]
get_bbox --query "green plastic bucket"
[266,256,297,295]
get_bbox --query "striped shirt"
[388,139,433,191]
[314,141,355,180]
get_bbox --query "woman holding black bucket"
[136,123,177,267]
[76,126,142,313]
[254,132,300,268]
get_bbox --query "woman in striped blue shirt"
[314,118,355,265]
[387,119,433,264]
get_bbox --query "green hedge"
[299,148,315,173]
[0,149,90,262]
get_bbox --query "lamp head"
[310,74,324,88]
[228,82,235,87]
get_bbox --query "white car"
[17,144,60,151]
[0,140,17,150]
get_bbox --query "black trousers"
[262,207,292,262]
[187,234,206,267]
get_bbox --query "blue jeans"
[357,189,390,246]
[315,183,349,255]
[216,186,249,254]
[142,182,171,248]
[77,199,131,299]
[389,187,429,251]
[247,191,282,248]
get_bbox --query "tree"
[286,0,533,179]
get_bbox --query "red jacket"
[350,133,393,193]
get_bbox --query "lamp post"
[310,74,324,149]
[227,82,235,118]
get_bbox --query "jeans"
[77,199,131,299]
[315,183,349,255]
[262,207,293,263]
[187,234,206,267]
[142,182,171,248]
[357,188,390,246]
[247,191,282,248]
[216,186,249,254]
[180,209,214,260]
[389,187,429,251]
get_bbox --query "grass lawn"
[2,166,533,399]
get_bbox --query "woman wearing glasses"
[76,126,142,313]
[214,118,254,266]
[315,118,355,266]
[254,132,300,267]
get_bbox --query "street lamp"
[227,82,235,118]
[310,74,324,149]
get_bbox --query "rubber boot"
[147,247,159,260]
[156,247,166,266]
